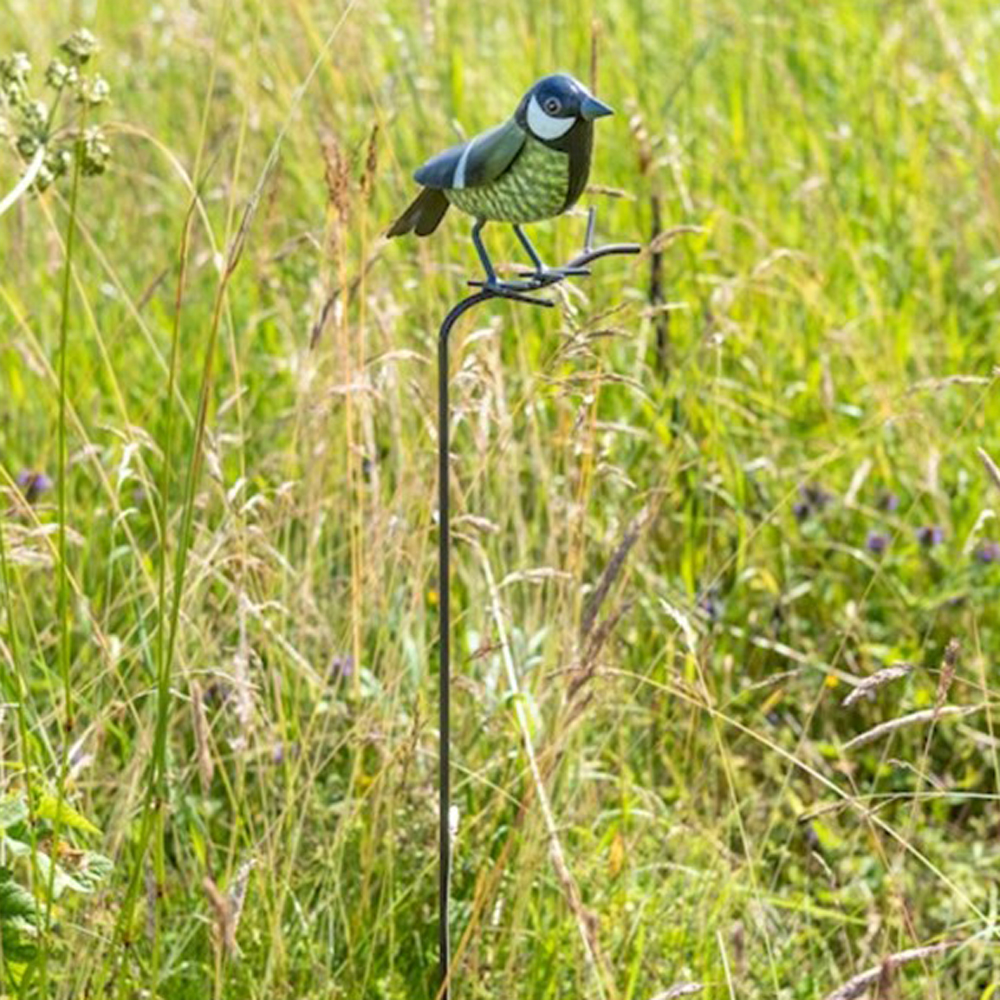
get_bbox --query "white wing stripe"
[454,137,476,189]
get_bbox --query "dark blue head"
[515,73,613,144]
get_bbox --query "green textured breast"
[446,138,568,223]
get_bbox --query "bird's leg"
[471,219,497,286]
[513,224,590,284]
[467,219,554,303]
[513,224,546,274]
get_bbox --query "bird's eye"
[543,97,561,115]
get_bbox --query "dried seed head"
[359,122,379,201]
[203,876,232,954]
[581,506,650,638]
[843,704,979,751]
[190,680,214,794]
[936,638,960,707]
[978,446,1000,495]
[227,857,256,949]
[650,985,704,1000]
[841,662,912,707]
[874,955,894,999]
[822,943,955,1000]
[321,130,351,226]
[628,107,653,176]
[203,862,255,958]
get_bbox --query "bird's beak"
[580,94,614,120]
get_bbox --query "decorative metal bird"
[387,73,613,289]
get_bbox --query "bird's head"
[515,73,613,144]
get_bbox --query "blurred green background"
[1,0,999,997]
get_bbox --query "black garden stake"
[385,70,636,997]
[435,208,639,999]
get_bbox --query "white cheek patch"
[527,95,574,140]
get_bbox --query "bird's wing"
[413,118,526,190]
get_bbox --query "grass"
[1,0,1000,996]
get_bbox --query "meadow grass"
[1,0,999,997]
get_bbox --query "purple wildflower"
[271,742,300,765]
[794,483,833,524]
[975,541,1000,564]
[329,654,355,681]
[877,491,900,513]
[916,525,945,548]
[803,823,821,851]
[15,470,52,503]
[698,590,722,622]
[800,483,833,511]
[202,681,233,706]
[866,531,889,554]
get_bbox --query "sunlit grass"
[1,0,999,997]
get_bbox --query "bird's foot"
[515,265,591,284]
[468,277,555,307]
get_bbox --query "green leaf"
[2,836,30,858]
[809,818,844,852]
[4,959,28,986]
[0,796,27,831]
[32,852,74,899]
[63,851,113,894]
[0,867,39,965]
[0,869,37,922]
[33,793,101,837]
[34,849,113,899]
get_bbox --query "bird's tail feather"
[386,187,449,238]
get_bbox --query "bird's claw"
[467,278,555,307]
[516,265,591,282]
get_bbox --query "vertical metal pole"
[431,238,634,996]
[437,291,490,1000]
[437,306,452,1000]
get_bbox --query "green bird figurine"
[387,73,613,288]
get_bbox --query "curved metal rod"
[436,224,639,1000]
[568,241,643,268]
